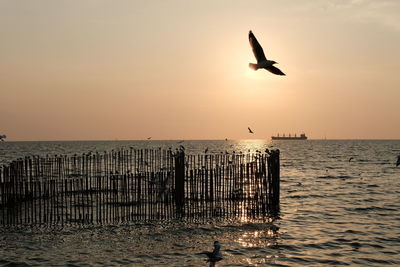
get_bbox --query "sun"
[245,66,258,78]
[247,67,256,73]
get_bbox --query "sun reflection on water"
[234,139,271,152]
[236,224,281,248]
[232,224,282,266]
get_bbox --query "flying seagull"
[0,135,6,142]
[147,137,152,140]
[248,31,285,75]
[248,127,254,134]
[200,241,223,267]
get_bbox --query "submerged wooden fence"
[0,148,280,226]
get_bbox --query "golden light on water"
[236,229,279,248]
[236,139,270,150]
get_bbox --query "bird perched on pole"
[248,30,285,76]
[200,241,223,267]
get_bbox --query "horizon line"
[1,138,400,142]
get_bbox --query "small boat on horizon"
[271,133,307,140]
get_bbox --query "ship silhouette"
[271,133,307,140]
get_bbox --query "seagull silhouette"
[396,155,400,167]
[200,241,222,267]
[248,127,254,134]
[147,137,152,140]
[248,31,285,75]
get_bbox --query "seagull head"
[271,60,278,65]
[213,241,221,249]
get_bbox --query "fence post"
[174,150,185,212]
[270,149,280,214]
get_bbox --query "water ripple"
[0,140,399,266]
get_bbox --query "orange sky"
[1,1,399,141]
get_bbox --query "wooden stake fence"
[0,148,280,226]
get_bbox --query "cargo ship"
[271,133,307,140]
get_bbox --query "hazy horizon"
[1,0,399,141]
[2,138,400,142]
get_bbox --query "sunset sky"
[1,0,399,141]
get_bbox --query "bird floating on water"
[200,241,223,267]
[0,135,6,142]
[248,127,254,134]
[248,31,285,76]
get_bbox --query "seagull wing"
[266,65,285,76]
[249,31,267,63]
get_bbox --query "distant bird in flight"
[349,157,354,162]
[248,30,285,76]
[147,137,152,140]
[200,241,223,267]
[0,135,6,142]
[396,155,400,167]
[248,127,254,134]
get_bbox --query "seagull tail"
[249,63,259,71]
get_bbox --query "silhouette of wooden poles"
[174,150,185,213]
[0,148,280,226]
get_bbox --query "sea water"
[0,140,399,266]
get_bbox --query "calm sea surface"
[0,140,399,266]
